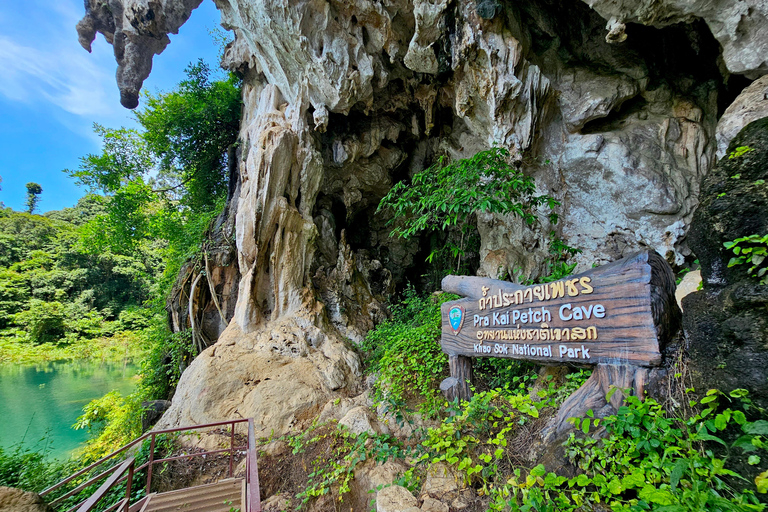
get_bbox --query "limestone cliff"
[77,0,767,435]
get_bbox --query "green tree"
[378,147,559,272]
[65,61,241,258]
[14,299,67,344]
[137,60,242,211]
[25,182,42,214]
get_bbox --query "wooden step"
[140,478,244,512]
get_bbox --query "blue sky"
[0,0,224,213]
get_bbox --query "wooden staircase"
[42,418,261,512]
[137,478,245,512]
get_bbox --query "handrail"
[145,419,242,493]
[42,418,249,497]
[44,418,261,512]
[247,419,262,512]
[75,457,134,512]
[50,460,125,507]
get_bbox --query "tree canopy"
[67,60,241,216]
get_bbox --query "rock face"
[77,0,768,434]
[156,316,362,437]
[684,117,768,411]
[579,0,768,78]
[716,75,768,159]
[0,487,51,512]
[77,0,204,108]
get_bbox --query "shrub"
[378,147,558,272]
[0,442,75,493]
[14,299,67,344]
[725,234,768,284]
[361,287,455,417]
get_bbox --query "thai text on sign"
[440,252,662,367]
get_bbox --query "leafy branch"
[377,147,559,272]
[724,234,768,284]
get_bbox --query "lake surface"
[0,360,138,459]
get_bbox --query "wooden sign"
[438,251,681,432]
[440,251,675,367]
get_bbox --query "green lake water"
[0,360,138,460]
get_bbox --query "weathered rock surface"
[261,493,292,512]
[675,269,701,310]
[155,317,362,438]
[579,0,768,78]
[376,485,419,512]
[79,0,768,441]
[716,75,768,159]
[684,117,768,411]
[421,496,450,512]
[77,0,204,108]
[420,463,460,500]
[0,487,51,512]
[350,459,409,511]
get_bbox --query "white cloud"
[0,0,134,134]
[0,35,118,118]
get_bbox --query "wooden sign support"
[439,251,680,434]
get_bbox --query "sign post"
[439,251,680,434]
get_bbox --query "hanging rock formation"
[77,0,205,108]
[77,0,767,436]
[577,0,768,78]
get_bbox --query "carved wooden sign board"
[440,251,664,368]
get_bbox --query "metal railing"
[41,418,261,512]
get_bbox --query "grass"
[0,330,147,365]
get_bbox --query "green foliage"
[286,422,410,507]
[279,363,764,512]
[419,387,543,488]
[361,287,455,417]
[73,390,144,461]
[67,126,154,193]
[378,147,558,271]
[137,60,242,212]
[25,182,43,214]
[0,203,156,342]
[13,299,67,344]
[724,235,768,284]
[474,359,537,391]
[78,180,155,256]
[0,59,241,500]
[0,211,67,267]
[139,327,196,401]
[60,61,241,436]
[496,389,766,512]
[0,442,76,493]
[729,146,755,160]
[66,61,239,264]
[538,236,581,284]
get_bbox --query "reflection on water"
[0,360,137,459]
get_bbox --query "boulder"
[156,318,362,440]
[716,76,768,159]
[262,493,292,512]
[351,460,409,511]
[0,487,51,512]
[141,400,171,431]
[684,117,768,410]
[376,485,418,512]
[338,406,378,436]
[420,463,460,500]
[421,496,450,512]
